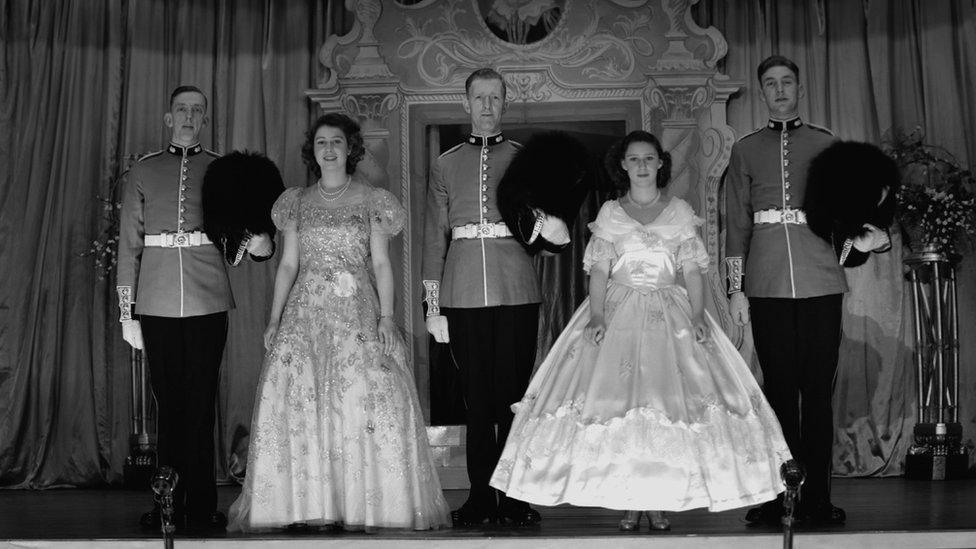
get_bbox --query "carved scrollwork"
[341,93,401,123]
[396,0,641,86]
[505,71,552,102]
[646,85,709,121]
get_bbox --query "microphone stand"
[151,466,179,549]
[780,459,805,549]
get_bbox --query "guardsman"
[724,56,888,526]
[421,68,542,527]
[117,85,273,531]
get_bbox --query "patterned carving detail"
[341,93,400,123]
[355,0,382,43]
[506,72,552,102]
[646,85,709,121]
[396,0,642,86]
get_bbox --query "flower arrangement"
[82,154,140,280]
[884,129,976,254]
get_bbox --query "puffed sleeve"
[271,187,302,232]
[582,201,618,273]
[368,187,406,236]
[675,200,709,272]
[582,236,616,274]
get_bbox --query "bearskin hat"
[805,140,899,264]
[497,131,594,254]
[203,150,285,265]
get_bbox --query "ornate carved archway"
[307,0,742,426]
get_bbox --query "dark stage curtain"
[694,0,976,476]
[2,0,974,488]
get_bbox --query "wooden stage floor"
[1,478,974,548]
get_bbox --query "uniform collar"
[767,117,803,131]
[167,142,203,156]
[467,132,505,146]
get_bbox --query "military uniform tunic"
[421,133,540,311]
[117,143,232,318]
[724,118,845,298]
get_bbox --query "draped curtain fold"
[1,0,974,488]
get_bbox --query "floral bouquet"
[884,129,976,254]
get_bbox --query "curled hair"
[604,130,672,195]
[465,67,507,100]
[757,55,800,84]
[301,113,365,177]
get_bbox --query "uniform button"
[783,159,790,166]
[784,181,791,189]
[181,185,187,191]
[482,174,488,181]
[482,206,488,213]
[482,184,488,191]
[783,148,790,155]
[785,192,792,201]
[482,195,489,202]
[482,164,488,170]
[180,206,186,213]
[784,170,790,178]
[179,217,186,224]
[182,176,187,181]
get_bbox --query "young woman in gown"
[228,113,451,532]
[489,131,793,531]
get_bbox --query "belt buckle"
[782,209,797,224]
[170,232,189,247]
[478,222,493,238]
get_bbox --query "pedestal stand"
[903,249,969,480]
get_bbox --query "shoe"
[618,510,641,531]
[646,510,670,530]
[451,503,496,527]
[496,501,541,527]
[806,502,846,525]
[186,510,227,530]
[744,500,783,525]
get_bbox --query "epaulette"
[437,143,464,159]
[135,150,165,162]
[807,122,834,136]
[736,127,764,143]
[204,148,221,158]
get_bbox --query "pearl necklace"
[318,176,351,202]
[628,192,661,209]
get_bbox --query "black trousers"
[443,304,540,510]
[749,294,842,505]
[141,312,228,517]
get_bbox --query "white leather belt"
[451,222,513,240]
[754,208,807,225]
[144,231,213,248]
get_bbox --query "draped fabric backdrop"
[1,0,974,488]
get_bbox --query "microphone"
[151,466,179,545]
[780,459,805,549]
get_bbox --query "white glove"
[539,215,570,246]
[122,319,144,350]
[853,223,889,253]
[425,315,450,344]
[246,233,274,257]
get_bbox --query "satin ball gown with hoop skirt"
[490,198,792,512]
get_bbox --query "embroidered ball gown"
[228,184,450,531]
[490,197,792,512]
